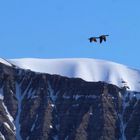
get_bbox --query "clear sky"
[0,0,140,69]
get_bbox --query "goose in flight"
[89,35,109,43]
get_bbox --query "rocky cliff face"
[0,62,140,140]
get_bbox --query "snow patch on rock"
[7,58,140,92]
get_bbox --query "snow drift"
[0,58,140,91]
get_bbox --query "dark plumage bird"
[89,35,109,43]
[89,37,97,43]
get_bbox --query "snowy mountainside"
[1,58,140,140]
[0,58,12,67]
[8,58,140,92]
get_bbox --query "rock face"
[0,62,140,140]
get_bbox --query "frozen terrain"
[0,58,140,91]
[0,58,12,67]
[0,57,140,140]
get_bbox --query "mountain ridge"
[0,58,139,92]
[0,59,140,140]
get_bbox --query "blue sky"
[0,0,140,69]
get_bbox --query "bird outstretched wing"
[89,35,109,44]
[99,37,103,43]
[103,36,106,42]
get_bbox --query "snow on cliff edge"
[1,58,140,92]
[0,58,12,67]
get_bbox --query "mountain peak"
[3,58,138,92]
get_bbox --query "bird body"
[89,35,109,43]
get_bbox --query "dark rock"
[0,63,140,140]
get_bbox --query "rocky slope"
[0,59,140,140]
[9,58,140,92]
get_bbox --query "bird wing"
[103,36,106,42]
[99,37,103,43]
[89,38,93,42]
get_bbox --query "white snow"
[15,83,23,140]
[49,125,53,129]
[0,132,5,140]
[89,112,93,115]
[6,58,140,92]
[75,95,81,100]
[15,81,32,140]
[10,90,14,95]
[63,95,71,99]
[31,95,38,99]
[119,92,128,140]
[31,114,38,132]
[0,88,4,100]
[0,58,12,66]
[2,102,16,131]
[50,104,55,107]
[48,82,57,102]
[0,94,4,100]
[74,95,97,100]
[3,122,15,134]
[129,92,140,100]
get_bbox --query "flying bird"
[89,35,109,43]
